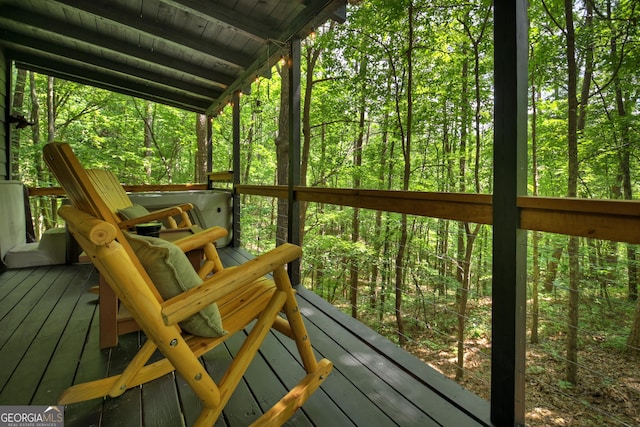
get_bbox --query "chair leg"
[178,211,193,228]
[273,267,318,373]
[213,290,289,421]
[108,339,157,397]
[250,358,333,427]
[99,274,119,349]
[198,242,224,279]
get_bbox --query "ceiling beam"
[160,0,278,43]
[51,0,254,69]
[0,7,236,88]
[12,52,212,112]
[4,33,223,99]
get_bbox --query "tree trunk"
[195,113,208,183]
[350,53,367,320]
[242,106,256,203]
[564,0,594,385]
[40,76,56,230]
[531,46,541,344]
[29,72,42,238]
[454,6,489,379]
[275,57,290,246]
[371,112,390,309]
[144,101,154,180]
[300,42,322,246]
[543,246,564,291]
[394,2,416,347]
[456,223,480,381]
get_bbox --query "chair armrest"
[161,243,302,325]
[171,226,228,252]
[118,206,185,229]
[174,203,194,212]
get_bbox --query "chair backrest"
[86,169,134,215]
[43,142,163,302]
[44,143,119,224]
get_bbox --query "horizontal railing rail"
[28,183,209,197]
[237,185,640,244]
[30,184,640,244]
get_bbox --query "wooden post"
[492,1,528,426]
[287,39,301,285]
[232,91,241,248]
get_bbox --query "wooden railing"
[28,183,208,197]
[237,185,640,244]
[29,183,640,244]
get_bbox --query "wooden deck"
[0,247,491,426]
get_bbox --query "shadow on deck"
[0,247,491,426]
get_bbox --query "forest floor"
[352,294,640,427]
[404,324,640,426]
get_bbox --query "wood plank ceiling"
[0,0,346,114]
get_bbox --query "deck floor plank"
[0,265,82,396]
[223,329,314,427]
[101,332,143,427]
[0,247,492,427]
[63,308,108,427]
[32,267,99,404]
[299,289,487,426]
[276,296,433,426]
[299,287,492,426]
[201,339,263,427]
[142,373,185,427]
[0,268,30,309]
[0,267,51,338]
[255,329,356,426]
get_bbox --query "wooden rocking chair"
[44,143,224,348]
[45,143,332,425]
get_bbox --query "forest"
[7,1,640,425]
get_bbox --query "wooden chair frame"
[46,144,225,348]
[44,142,332,425]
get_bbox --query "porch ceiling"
[0,0,346,114]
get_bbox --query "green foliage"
[13,77,198,187]
[11,1,640,423]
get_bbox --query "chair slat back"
[44,143,117,222]
[43,142,163,303]
[86,169,134,221]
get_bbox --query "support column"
[232,91,241,248]
[491,1,528,425]
[287,39,301,285]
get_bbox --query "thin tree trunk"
[300,41,323,246]
[195,113,208,183]
[456,223,480,381]
[30,72,42,238]
[454,5,489,380]
[41,76,56,230]
[564,0,594,385]
[394,2,416,347]
[350,53,367,319]
[144,101,154,180]
[371,113,390,308]
[531,45,541,344]
[275,57,290,246]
